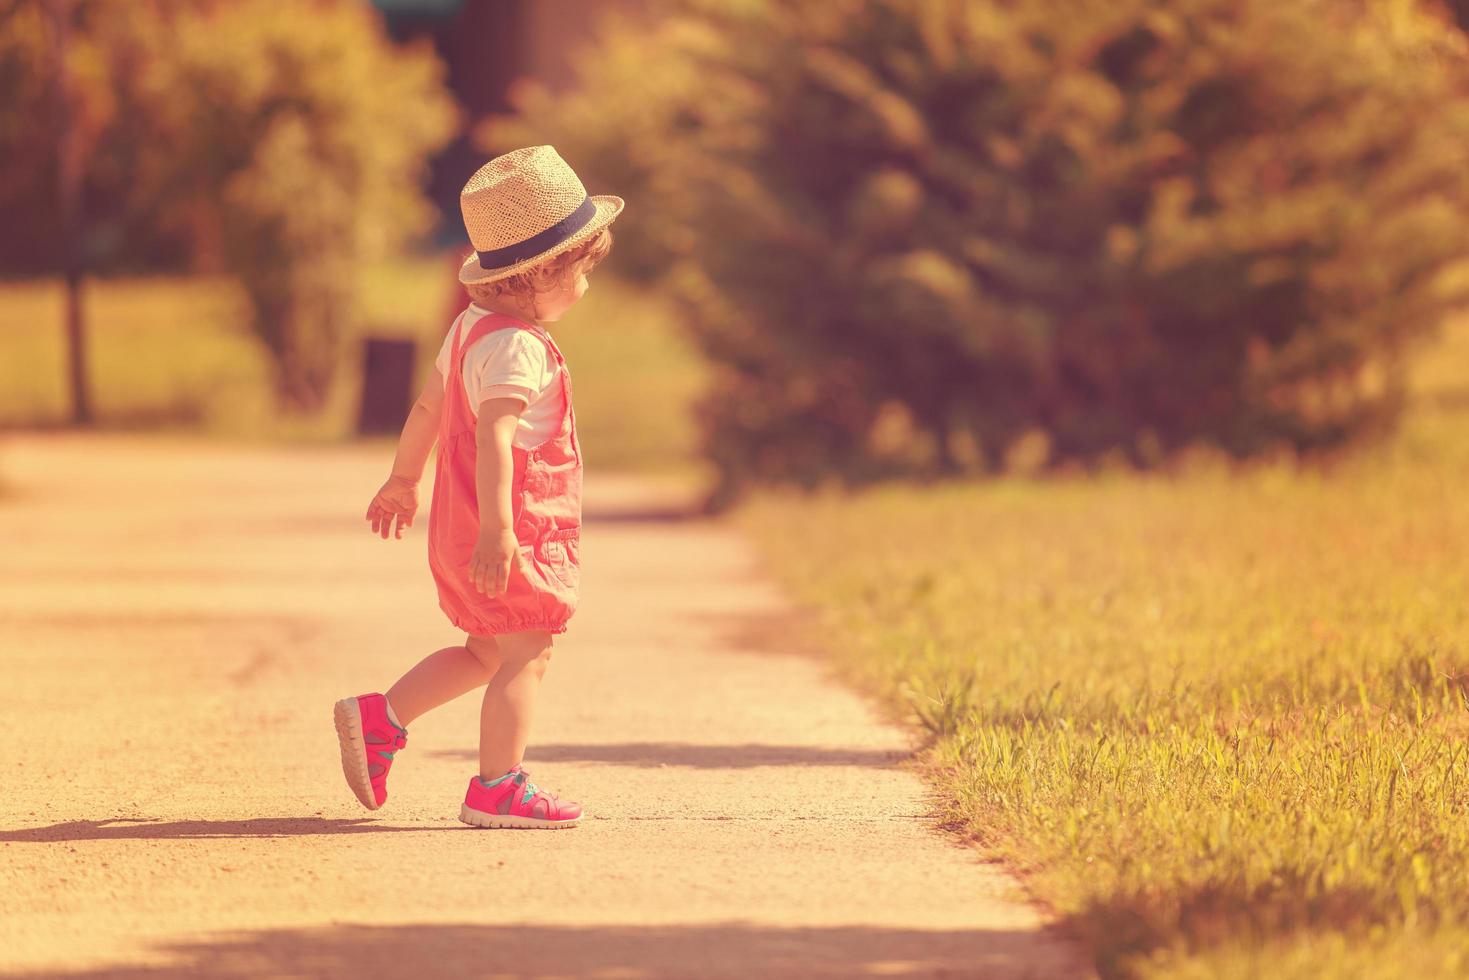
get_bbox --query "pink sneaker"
[333,693,407,810]
[460,764,583,829]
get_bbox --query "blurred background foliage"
[484,0,1469,508]
[5,0,1469,498]
[1,0,704,476]
[1,0,455,411]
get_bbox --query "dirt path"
[1,434,1090,979]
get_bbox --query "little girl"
[333,145,623,830]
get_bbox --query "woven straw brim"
[459,195,624,285]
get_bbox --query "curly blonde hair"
[464,226,614,308]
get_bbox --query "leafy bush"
[483,0,1469,509]
[2,0,455,411]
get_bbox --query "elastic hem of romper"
[439,600,570,637]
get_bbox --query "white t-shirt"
[434,304,564,450]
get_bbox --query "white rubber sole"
[459,803,582,830]
[333,697,380,811]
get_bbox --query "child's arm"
[365,370,446,540]
[390,369,448,481]
[469,396,528,596]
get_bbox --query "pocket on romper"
[540,531,580,591]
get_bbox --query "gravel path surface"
[2,434,1090,979]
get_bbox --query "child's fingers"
[494,558,509,596]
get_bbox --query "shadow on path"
[426,740,911,769]
[6,922,1074,979]
[0,818,437,843]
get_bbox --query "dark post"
[356,337,418,435]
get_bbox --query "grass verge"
[731,322,1469,978]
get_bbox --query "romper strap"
[455,313,563,370]
[518,324,565,366]
[444,310,566,433]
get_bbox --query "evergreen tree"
[487,0,1469,508]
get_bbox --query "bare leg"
[470,630,553,779]
[385,640,499,726]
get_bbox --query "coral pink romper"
[427,309,582,637]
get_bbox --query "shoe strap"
[365,729,407,750]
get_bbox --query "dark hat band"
[475,195,597,272]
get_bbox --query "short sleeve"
[462,329,552,411]
[434,322,455,379]
[479,383,534,408]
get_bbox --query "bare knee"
[465,633,502,671]
[526,645,552,678]
[496,630,553,678]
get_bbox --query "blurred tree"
[482,0,1469,509]
[2,0,456,412]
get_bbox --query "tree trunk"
[48,0,92,426]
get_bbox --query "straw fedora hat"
[458,145,625,286]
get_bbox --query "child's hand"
[365,475,418,540]
[469,528,522,595]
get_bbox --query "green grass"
[0,274,267,432]
[731,320,1469,978]
[0,256,710,476]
